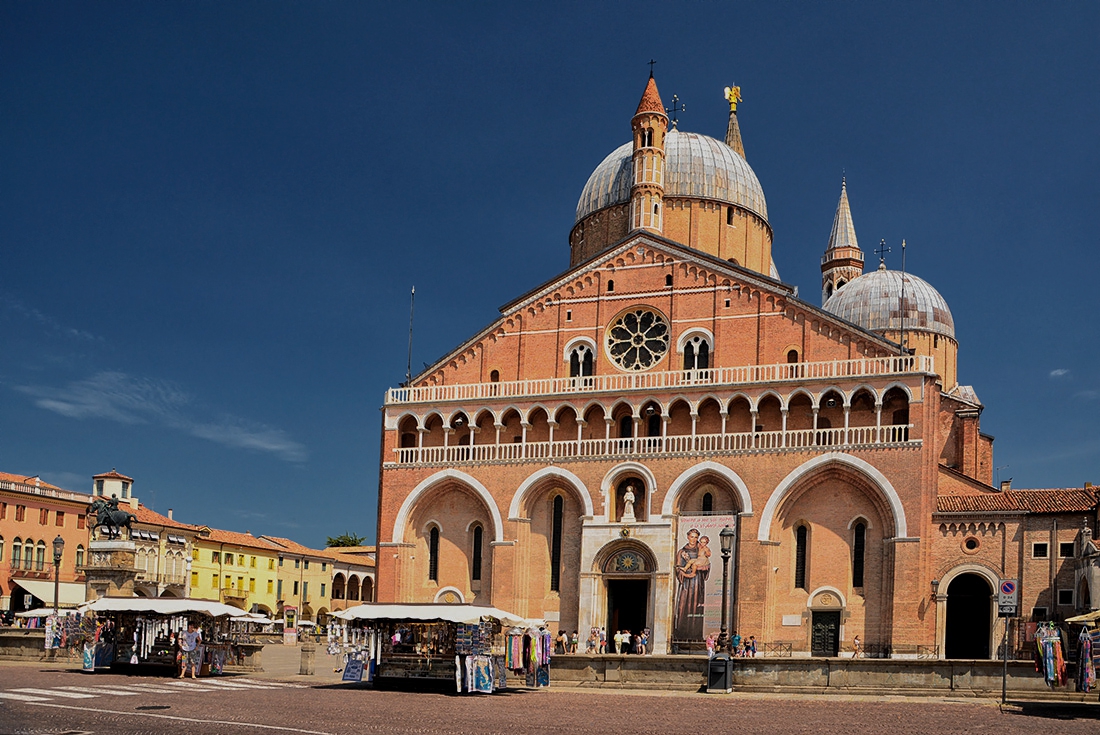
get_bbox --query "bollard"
[300,640,316,676]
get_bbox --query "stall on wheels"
[333,603,552,692]
[78,598,261,675]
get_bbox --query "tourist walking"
[178,621,202,679]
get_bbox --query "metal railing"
[387,355,934,405]
[762,642,793,657]
[391,424,915,466]
[9,560,52,574]
[854,643,891,659]
[916,645,940,659]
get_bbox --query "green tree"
[326,531,366,547]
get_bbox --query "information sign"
[997,579,1018,617]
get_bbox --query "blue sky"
[2,3,1097,548]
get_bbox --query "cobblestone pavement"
[1,664,1098,735]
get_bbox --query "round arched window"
[606,308,670,371]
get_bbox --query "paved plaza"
[1,661,1099,735]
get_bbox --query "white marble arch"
[756,452,909,542]
[806,585,848,609]
[391,469,504,545]
[507,467,594,521]
[600,462,658,523]
[938,562,998,592]
[433,586,466,603]
[661,461,753,517]
[933,562,999,661]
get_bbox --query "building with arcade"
[373,74,1098,658]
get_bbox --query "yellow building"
[190,527,281,615]
[260,536,336,625]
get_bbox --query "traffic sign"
[997,578,1018,617]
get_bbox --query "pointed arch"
[880,381,915,402]
[391,469,504,544]
[815,386,848,408]
[676,327,715,353]
[523,403,553,424]
[563,336,598,362]
[508,467,594,519]
[753,389,785,411]
[757,452,908,541]
[662,461,753,516]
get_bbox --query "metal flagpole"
[405,287,416,386]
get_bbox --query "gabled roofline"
[938,463,998,493]
[408,231,903,385]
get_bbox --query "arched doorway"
[945,573,992,659]
[599,542,656,651]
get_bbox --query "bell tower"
[630,74,668,233]
[821,178,864,303]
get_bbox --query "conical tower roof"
[635,75,666,117]
[827,178,858,252]
[725,112,745,158]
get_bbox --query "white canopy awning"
[232,613,275,625]
[15,607,81,618]
[1065,609,1100,624]
[334,603,535,627]
[81,597,248,617]
[13,580,86,607]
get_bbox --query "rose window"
[606,308,670,371]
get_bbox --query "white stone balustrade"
[387,424,916,467]
[385,354,933,405]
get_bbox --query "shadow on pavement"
[1005,701,1100,720]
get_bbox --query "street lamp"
[52,535,65,615]
[717,525,735,649]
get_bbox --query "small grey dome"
[823,266,955,339]
[575,130,768,223]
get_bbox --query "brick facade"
[374,77,1098,658]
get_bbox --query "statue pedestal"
[84,539,138,598]
[621,510,636,524]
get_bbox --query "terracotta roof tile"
[0,471,68,493]
[93,469,133,482]
[635,75,665,117]
[259,535,328,557]
[131,504,196,531]
[323,545,376,554]
[199,527,283,550]
[937,488,1098,514]
[316,547,376,568]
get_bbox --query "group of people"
[553,630,581,654]
[549,627,652,654]
[705,631,757,658]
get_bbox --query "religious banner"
[673,515,736,643]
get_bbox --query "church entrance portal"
[945,573,992,659]
[811,611,840,656]
[606,579,648,647]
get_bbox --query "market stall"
[334,603,551,692]
[79,598,262,674]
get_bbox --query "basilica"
[374,75,1099,658]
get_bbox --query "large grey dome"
[575,130,768,223]
[823,266,955,339]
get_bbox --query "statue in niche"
[621,481,638,522]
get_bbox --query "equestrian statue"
[87,495,137,540]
